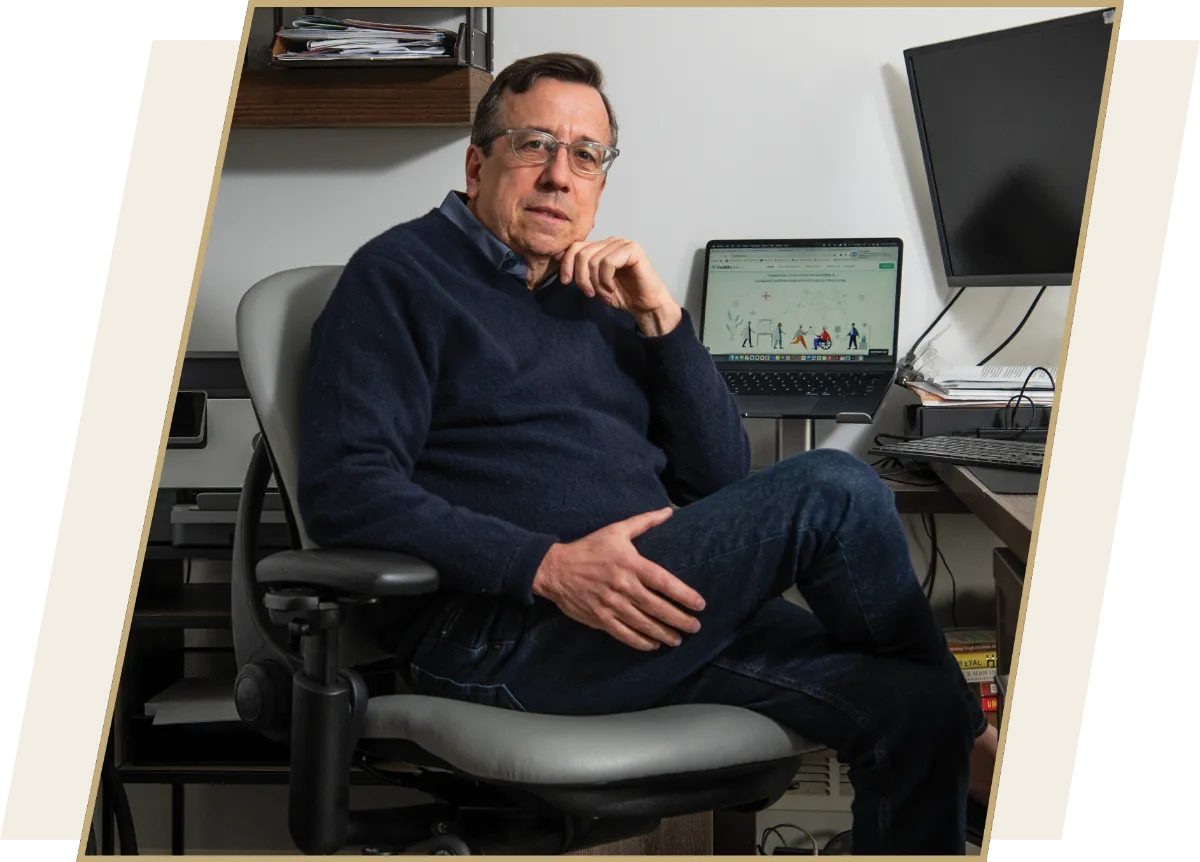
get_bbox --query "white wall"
[159,6,1094,853]
[196,6,1086,463]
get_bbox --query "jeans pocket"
[408,663,526,712]
[428,596,526,657]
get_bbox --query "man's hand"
[532,507,706,651]
[557,238,683,337]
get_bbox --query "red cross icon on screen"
[762,291,771,301]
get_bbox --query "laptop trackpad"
[736,395,819,417]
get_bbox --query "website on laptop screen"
[701,242,900,363]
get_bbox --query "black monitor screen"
[905,9,1114,287]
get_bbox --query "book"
[944,628,998,653]
[955,650,997,671]
[961,666,998,684]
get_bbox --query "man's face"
[466,78,610,261]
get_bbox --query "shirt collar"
[439,191,558,289]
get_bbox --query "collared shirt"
[438,191,558,290]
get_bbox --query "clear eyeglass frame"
[495,128,619,176]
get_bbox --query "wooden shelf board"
[232,65,493,128]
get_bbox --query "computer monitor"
[904,8,1114,287]
[699,239,902,365]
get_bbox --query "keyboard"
[869,436,1045,472]
[720,370,887,398]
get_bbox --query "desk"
[931,463,1036,563]
[931,463,1037,725]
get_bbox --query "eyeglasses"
[493,128,619,176]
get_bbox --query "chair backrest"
[234,264,395,673]
[236,265,345,547]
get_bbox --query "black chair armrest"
[256,549,439,598]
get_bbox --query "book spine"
[961,667,997,684]
[954,650,998,670]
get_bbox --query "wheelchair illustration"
[812,337,832,350]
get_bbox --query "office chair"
[231,265,819,855]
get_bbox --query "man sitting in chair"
[298,52,997,855]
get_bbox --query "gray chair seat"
[363,696,820,786]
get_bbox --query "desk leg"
[993,547,1026,727]
[171,784,184,855]
[100,786,113,855]
[992,548,1025,677]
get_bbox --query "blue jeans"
[405,450,986,854]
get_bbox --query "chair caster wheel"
[430,835,472,855]
[409,835,471,855]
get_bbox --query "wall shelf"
[232,64,493,128]
[231,7,495,129]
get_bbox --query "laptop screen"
[700,239,902,364]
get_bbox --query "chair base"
[358,739,802,820]
[339,751,800,856]
[346,800,661,855]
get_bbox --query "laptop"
[699,238,904,420]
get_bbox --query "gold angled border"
[2,3,1190,859]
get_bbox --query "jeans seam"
[667,525,835,581]
[876,741,892,849]
[423,637,518,657]
[408,663,528,712]
[710,656,872,730]
[829,533,880,647]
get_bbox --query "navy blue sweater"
[298,205,751,605]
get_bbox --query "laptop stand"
[772,413,872,463]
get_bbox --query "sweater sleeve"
[296,249,557,604]
[639,310,752,504]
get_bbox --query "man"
[848,322,860,350]
[298,52,996,854]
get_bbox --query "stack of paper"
[907,364,1057,407]
[144,678,239,725]
[274,14,451,62]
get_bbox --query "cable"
[1002,366,1056,438]
[823,830,853,855]
[920,513,938,598]
[922,514,959,626]
[875,467,939,486]
[101,757,139,855]
[977,285,1047,365]
[906,287,965,363]
[758,824,819,855]
[873,432,918,446]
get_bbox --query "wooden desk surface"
[880,473,971,516]
[931,463,1037,562]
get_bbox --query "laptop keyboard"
[720,370,888,398]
